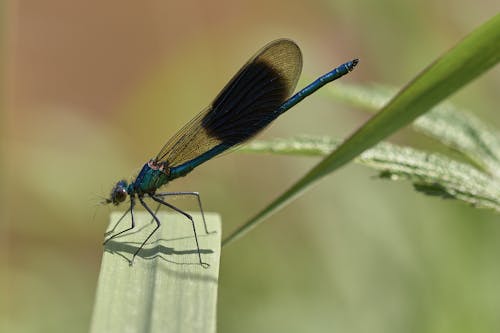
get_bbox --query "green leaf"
[327,83,500,178]
[241,136,500,212]
[91,212,221,333]
[222,14,500,247]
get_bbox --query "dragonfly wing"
[156,39,302,168]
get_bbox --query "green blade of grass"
[91,212,221,333]
[327,83,500,178]
[242,136,500,212]
[223,13,500,247]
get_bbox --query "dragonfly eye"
[110,180,128,205]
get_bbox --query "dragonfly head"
[105,180,129,205]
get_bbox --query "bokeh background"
[4,1,500,332]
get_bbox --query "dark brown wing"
[155,39,302,168]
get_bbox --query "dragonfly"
[104,38,358,266]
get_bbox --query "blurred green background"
[4,1,500,332]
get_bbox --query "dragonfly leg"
[154,191,213,235]
[148,202,161,225]
[104,196,136,245]
[104,206,131,237]
[131,196,161,264]
[150,194,209,268]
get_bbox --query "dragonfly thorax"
[147,159,171,174]
[129,159,172,195]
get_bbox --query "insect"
[104,39,358,266]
